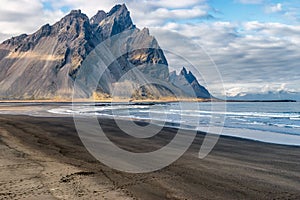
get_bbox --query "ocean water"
[48,102,300,146]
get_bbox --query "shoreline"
[1,103,299,147]
[0,98,214,103]
[0,98,297,104]
[0,114,299,199]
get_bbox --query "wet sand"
[0,114,299,199]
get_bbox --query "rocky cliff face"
[0,4,210,100]
[169,67,211,98]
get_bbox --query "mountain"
[0,4,210,100]
[169,67,211,98]
[226,91,299,101]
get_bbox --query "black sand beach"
[0,114,300,199]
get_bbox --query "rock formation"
[0,4,211,100]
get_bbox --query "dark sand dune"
[0,115,299,199]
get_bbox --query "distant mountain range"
[226,91,299,102]
[0,4,211,100]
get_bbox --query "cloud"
[0,0,299,99]
[149,20,300,97]
[0,33,11,41]
[138,0,207,9]
[225,81,300,100]
[43,0,120,16]
[151,6,208,20]
[225,83,296,97]
[265,3,282,13]
[124,0,212,27]
[0,0,65,41]
[0,0,212,41]
[236,0,264,4]
[42,0,211,23]
[278,3,300,23]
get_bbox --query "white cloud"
[243,21,300,43]
[43,0,210,21]
[0,0,211,41]
[265,3,282,13]
[0,0,65,41]
[148,20,300,97]
[236,0,264,4]
[125,0,211,27]
[0,0,299,98]
[224,83,298,99]
[44,0,120,16]
[151,6,208,20]
[140,0,206,9]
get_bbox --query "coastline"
[0,97,296,104]
[0,114,299,199]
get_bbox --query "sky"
[0,0,299,99]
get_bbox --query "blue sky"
[38,0,300,25]
[0,0,299,99]
[212,0,299,24]
[212,1,277,22]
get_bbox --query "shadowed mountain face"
[0,4,210,100]
[170,67,211,98]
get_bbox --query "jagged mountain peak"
[54,10,89,32]
[90,4,130,27]
[5,23,53,52]
[66,9,90,18]
[108,4,128,16]
[35,24,51,37]
[58,9,89,25]
[2,33,28,47]
[141,27,150,35]
[170,67,211,98]
[2,9,89,50]
[70,9,82,15]
[0,4,211,100]
[97,5,134,39]
[180,67,188,75]
[90,10,106,25]
[180,67,197,84]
